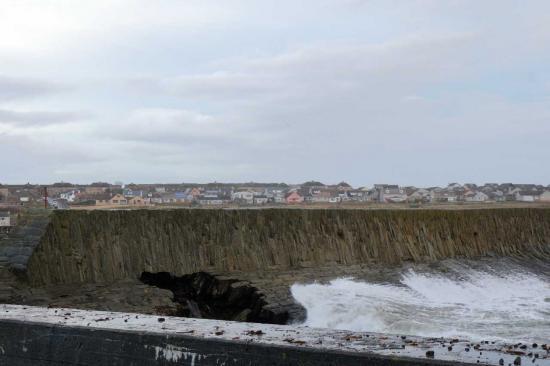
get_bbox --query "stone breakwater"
[25,208,550,286]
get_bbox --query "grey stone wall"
[26,208,550,286]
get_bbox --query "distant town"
[1,181,550,211]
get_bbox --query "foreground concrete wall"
[26,208,550,285]
[0,320,448,366]
[5,305,533,366]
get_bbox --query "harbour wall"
[25,208,550,286]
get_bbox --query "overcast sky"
[1,0,549,186]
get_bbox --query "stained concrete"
[2,305,548,366]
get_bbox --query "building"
[109,194,128,205]
[0,188,8,202]
[232,191,254,204]
[128,196,146,206]
[59,190,80,202]
[375,185,407,203]
[198,197,224,205]
[540,191,550,202]
[464,191,489,202]
[515,191,542,202]
[93,193,112,206]
[285,191,304,204]
[0,211,10,227]
[253,195,269,205]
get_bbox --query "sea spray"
[291,266,550,343]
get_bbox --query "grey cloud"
[0,109,89,126]
[0,75,68,101]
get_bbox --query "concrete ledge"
[1,305,548,366]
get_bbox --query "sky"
[1,0,549,186]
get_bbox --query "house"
[286,191,304,204]
[94,193,112,206]
[174,191,191,202]
[515,191,542,202]
[48,198,69,209]
[123,188,144,197]
[128,196,146,206]
[348,189,368,201]
[407,188,431,203]
[59,190,80,202]
[540,191,550,202]
[198,197,224,205]
[160,193,178,203]
[253,195,269,205]
[233,191,254,204]
[432,189,458,203]
[0,211,10,227]
[109,194,128,205]
[308,189,335,203]
[375,185,407,203]
[0,188,8,202]
[464,191,489,202]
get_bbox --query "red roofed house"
[286,191,304,204]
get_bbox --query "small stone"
[514,356,521,366]
[532,343,537,348]
[499,358,504,366]
[426,350,435,358]
[157,317,165,322]
[448,346,453,351]
[465,348,470,352]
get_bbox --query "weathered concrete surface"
[25,208,550,286]
[2,305,548,366]
[0,210,51,303]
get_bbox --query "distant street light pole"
[44,186,48,209]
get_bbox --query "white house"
[515,191,541,202]
[407,188,431,202]
[539,191,550,202]
[232,191,254,204]
[60,190,80,202]
[0,211,10,227]
[465,191,489,202]
[253,195,269,205]
[374,185,408,203]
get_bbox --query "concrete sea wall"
[4,304,543,366]
[25,208,550,286]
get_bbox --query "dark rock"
[499,358,504,366]
[425,350,434,358]
[514,356,521,365]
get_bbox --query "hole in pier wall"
[140,271,289,324]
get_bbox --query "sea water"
[291,263,550,343]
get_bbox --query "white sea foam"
[291,267,550,343]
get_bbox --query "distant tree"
[337,181,352,188]
[52,182,74,187]
[302,181,324,187]
[90,182,111,187]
